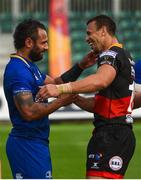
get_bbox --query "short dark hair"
[87,14,116,36]
[13,19,47,50]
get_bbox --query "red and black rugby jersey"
[93,43,135,127]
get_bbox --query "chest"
[29,66,45,95]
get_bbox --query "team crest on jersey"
[100,50,117,59]
[109,156,123,171]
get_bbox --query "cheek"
[35,46,42,52]
[94,38,100,45]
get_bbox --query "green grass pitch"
[0,121,141,179]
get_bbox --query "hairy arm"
[70,64,116,93]
[14,92,73,121]
[73,95,95,113]
[36,64,117,99]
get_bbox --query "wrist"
[56,82,72,94]
[78,62,85,70]
[61,63,83,82]
[72,94,80,103]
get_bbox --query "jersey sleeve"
[39,71,46,81]
[11,67,33,96]
[135,60,141,84]
[98,50,118,72]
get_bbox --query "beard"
[29,47,43,62]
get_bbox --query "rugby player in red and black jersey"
[36,15,136,179]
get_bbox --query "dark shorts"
[6,136,52,179]
[86,124,136,179]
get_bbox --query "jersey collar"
[10,54,31,68]
[108,43,123,49]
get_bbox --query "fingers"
[36,84,60,102]
[36,85,51,102]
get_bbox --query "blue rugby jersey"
[135,59,141,84]
[3,54,50,142]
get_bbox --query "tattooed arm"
[14,92,74,121]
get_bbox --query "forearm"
[44,64,83,85]
[56,65,116,95]
[48,51,98,84]
[56,51,98,83]
[70,74,103,93]
[20,98,65,121]
[59,63,83,83]
[46,63,83,84]
[14,93,66,121]
[74,95,94,113]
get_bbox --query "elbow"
[21,112,34,121]
[94,81,108,91]
[21,110,38,121]
[100,81,108,89]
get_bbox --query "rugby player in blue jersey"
[3,19,97,179]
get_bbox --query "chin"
[32,57,42,62]
[33,55,43,62]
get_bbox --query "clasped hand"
[36,84,60,101]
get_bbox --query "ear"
[101,26,107,37]
[25,37,34,48]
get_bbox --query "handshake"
[35,82,74,102]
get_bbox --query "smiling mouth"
[88,42,94,50]
[40,52,44,56]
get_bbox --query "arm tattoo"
[14,92,34,107]
[14,92,61,119]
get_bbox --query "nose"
[44,44,48,51]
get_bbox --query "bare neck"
[16,49,31,62]
[103,36,119,51]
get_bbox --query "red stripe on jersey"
[94,95,131,118]
[86,170,123,179]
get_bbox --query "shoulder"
[99,50,118,59]
[4,59,32,79]
[98,50,118,67]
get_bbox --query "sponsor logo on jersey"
[16,173,23,179]
[100,50,117,58]
[109,156,123,171]
[88,153,102,160]
[89,153,102,169]
[91,162,99,169]
[88,154,95,159]
[45,170,52,179]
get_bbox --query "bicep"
[14,92,34,117]
[96,64,117,86]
